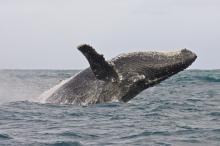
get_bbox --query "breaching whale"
[45,44,197,105]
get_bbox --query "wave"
[0,133,12,140]
[46,141,82,146]
[208,112,220,117]
[196,76,220,82]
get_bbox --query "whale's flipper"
[78,44,118,81]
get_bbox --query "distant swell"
[198,76,220,82]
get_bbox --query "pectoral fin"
[77,44,118,81]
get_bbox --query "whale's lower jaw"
[45,45,197,105]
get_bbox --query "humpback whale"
[45,44,197,105]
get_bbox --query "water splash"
[37,76,73,103]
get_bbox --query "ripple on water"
[0,133,12,140]
[46,141,82,146]
[59,131,82,138]
[121,130,171,139]
[209,112,220,117]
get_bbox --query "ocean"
[0,70,220,146]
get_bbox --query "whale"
[45,44,197,105]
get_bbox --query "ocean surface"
[0,70,220,146]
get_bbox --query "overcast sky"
[0,0,219,69]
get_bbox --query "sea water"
[0,70,220,146]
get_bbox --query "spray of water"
[37,77,73,103]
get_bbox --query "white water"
[37,76,73,103]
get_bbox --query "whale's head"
[112,49,197,102]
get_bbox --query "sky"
[0,0,219,69]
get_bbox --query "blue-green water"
[0,70,220,146]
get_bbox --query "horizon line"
[0,68,219,71]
